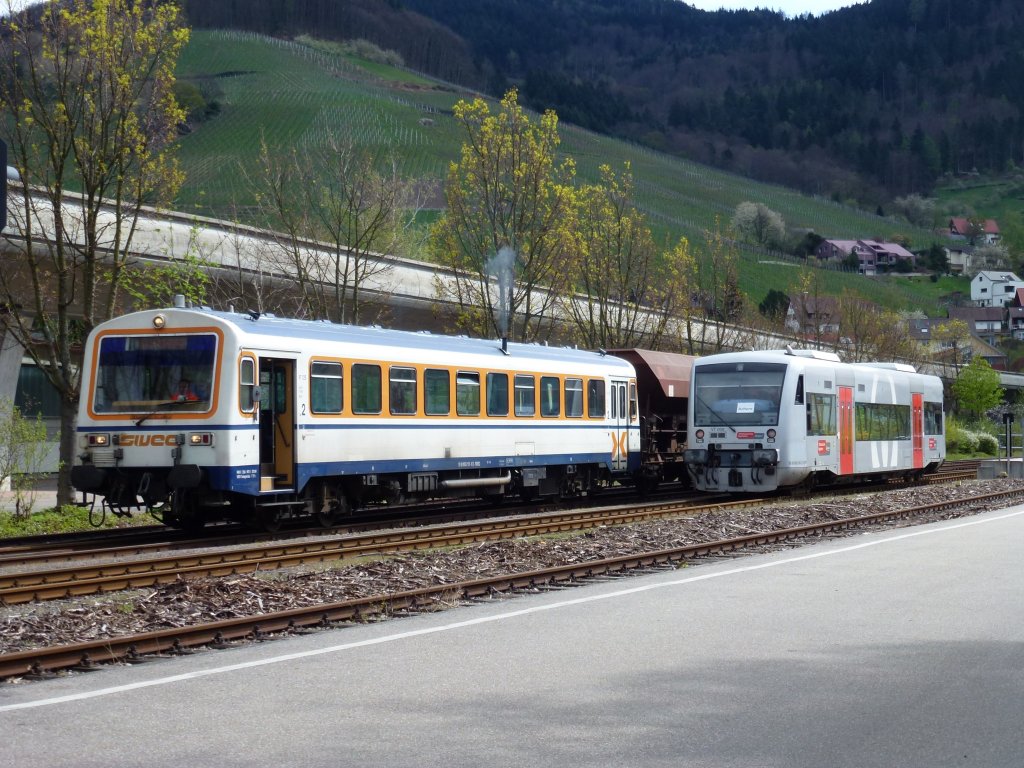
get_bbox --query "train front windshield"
[692,362,787,427]
[91,333,218,414]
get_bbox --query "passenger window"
[424,368,450,416]
[311,361,343,414]
[456,371,480,416]
[389,366,417,415]
[352,363,382,414]
[565,378,583,418]
[487,372,509,416]
[239,357,256,412]
[588,379,605,418]
[541,376,560,417]
[806,393,836,435]
[515,374,535,416]
[629,382,638,421]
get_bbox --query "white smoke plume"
[486,245,516,340]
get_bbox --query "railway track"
[0,494,755,604]
[0,458,984,560]
[2,479,1022,681]
[0,463,983,604]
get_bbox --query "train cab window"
[588,379,605,418]
[629,382,638,421]
[795,375,804,405]
[924,402,943,434]
[311,361,343,414]
[239,358,256,412]
[806,392,836,436]
[514,374,535,416]
[487,372,509,416]
[424,368,450,416]
[389,366,417,415]
[541,376,560,417]
[352,363,382,414]
[456,371,480,416]
[565,378,584,417]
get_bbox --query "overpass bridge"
[1,185,1020,478]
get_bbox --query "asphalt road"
[3,505,1024,768]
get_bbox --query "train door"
[258,357,295,491]
[911,392,924,469]
[611,380,629,471]
[838,385,854,475]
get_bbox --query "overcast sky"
[686,0,867,17]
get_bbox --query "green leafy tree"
[0,398,51,519]
[758,289,790,330]
[952,357,1003,419]
[430,89,577,342]
[562,163,684,350]
[0,0,189,504]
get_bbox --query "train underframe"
[684,445,942,493]
[72,460,636,532]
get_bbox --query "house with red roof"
[950,217,1001,245]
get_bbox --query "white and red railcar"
[685,349,945,492]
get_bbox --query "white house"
[971,270,1024,308]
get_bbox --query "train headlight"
[766,429,776,439]
[188,432,214,446]
[695,429,705,441]
[152,314,166,329]
[684,449,708,465]
[751,449,779,467]
[86,433,110,447]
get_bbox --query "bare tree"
[303,136,403,325]
[244,135,412,324]
[676,219,746,354]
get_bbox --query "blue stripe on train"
[205,450,640,496]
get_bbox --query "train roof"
[609,348,696,398]
[693,349,941,382]
[101,306,635,372]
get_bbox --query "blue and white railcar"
[71,307,641,529]
[684,349,945,492]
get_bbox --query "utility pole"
[1,138,6,231]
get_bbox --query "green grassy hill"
[173,30,967,317]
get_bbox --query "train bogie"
[684,349,945,493]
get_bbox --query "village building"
[814,239,916,275]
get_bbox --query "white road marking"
[3,506,1023,712]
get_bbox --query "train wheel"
[316,493,350,528]
[252,505,282,533]
[168,490,206,534]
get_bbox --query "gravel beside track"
[2,479,1021,657]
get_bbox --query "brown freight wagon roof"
[607,348,696,399]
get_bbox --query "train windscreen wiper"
[693,393,737,434]
[135,398,207,427]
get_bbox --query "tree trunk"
[57,394,78,507]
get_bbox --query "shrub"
[946,422,978,455]
[976,432,999,455]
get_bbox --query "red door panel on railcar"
[912,392,924,469]
[839,386,854,475]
